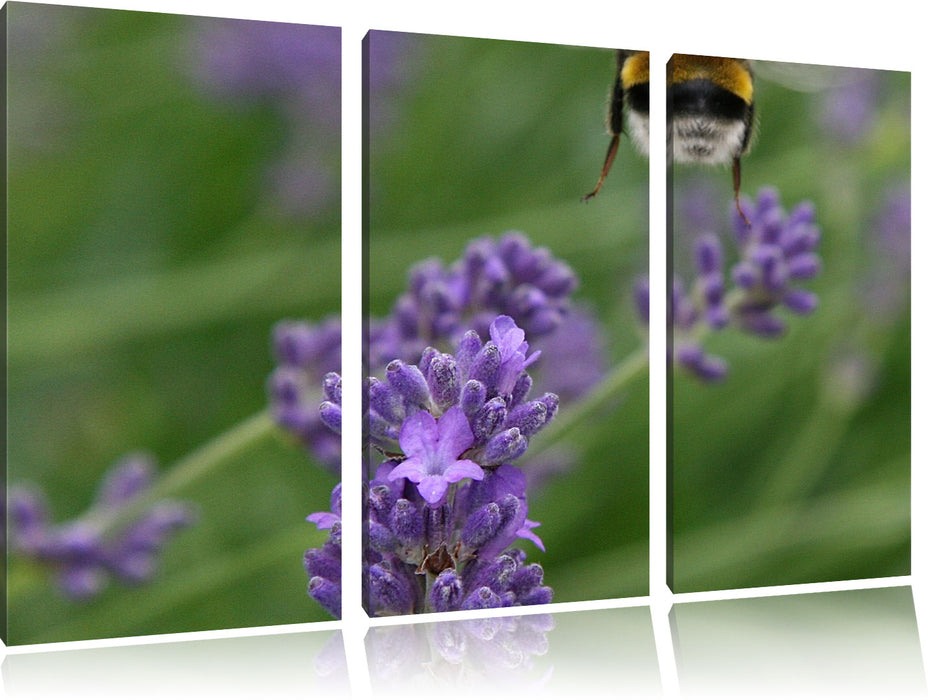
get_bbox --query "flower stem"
[527,346,649,458]
[84,410,277,534]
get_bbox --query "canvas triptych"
[2,0,912,682]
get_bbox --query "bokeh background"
[6,3,341,642]
[669,59,911,591]
[366,31,651,606]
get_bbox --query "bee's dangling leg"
[733,156,751,226]
[582,133,620,202]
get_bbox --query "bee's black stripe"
[669,78,752,122]
[626,82,649,116]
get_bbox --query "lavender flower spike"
[664,187,823,381]
[304,314,555,617]
[5,454,197,600]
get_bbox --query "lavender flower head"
[5,454,197,600]
[307,315,556,616]
[666,187,823,381]
[267,316,342,472]
[368,232,578,368]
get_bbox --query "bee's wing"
[752,60,876,92]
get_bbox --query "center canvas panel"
[352,31,651,617]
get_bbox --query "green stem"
[84,410,277,535]
[527,346,649,458]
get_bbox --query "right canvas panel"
[667,55,911,592]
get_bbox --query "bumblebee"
[585,52,755,222]
[583,50,649,201]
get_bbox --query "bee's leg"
[583,133,620,202]
[732,156,751,226]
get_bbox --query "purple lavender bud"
[386,360,430,408]
[304,547,341,582]
[480,428,528,466]
[787,253,822,280]
[8,487,49,549]
[369,377,406,424]
[537,260,577,297]
[368,521,399,553]
[369,563,415,615]
[429,569,463,613]
[59,566,106,600]
[427,354,460,411]
[469,342,501,394]
[369,483,395,523]
[95,454,155,506]
[459,380,487,418]
[783,289,819,314]
[676,344,728,382]
[389,499,424,547]
[508,372,533,407]
[462,586,503,610]
[750,245,788,292]
[319,401,342,434]
[267,317,342,470]
[455,330,483,373]
[510,561,546,596]
[471,397,508,441]
[309,576,342,619]
[462,503,502,551]
[505,401,549,437]
[695,233,723,276]
[322,372,342,404]
[739,310,787,337]
[634,276,650,326]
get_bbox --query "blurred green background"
[6,4,341,642]
[669,60,911,591]
[366,32,651,605]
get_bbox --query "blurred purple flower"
[185,18,340,217]
[862,183,911,319]
[817,68,882,144]
[662,187,823,381]
[5,454,196,600]
[267,316,342,472]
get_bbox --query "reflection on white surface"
[366,606,661,698]
[2,628,349,699]
[672,586,926,696]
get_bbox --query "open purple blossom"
[267,316,342,472]
[5,454,197,600]
[663,187,823,381]
[387,409,485,505]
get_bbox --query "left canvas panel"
[4,2,342,644]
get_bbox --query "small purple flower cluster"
[267,316,342,472]
[669,187,823,380]
[306,316,556,616]
[368,232,578,368]
[185,19,341,217]
[5,454,196,600]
